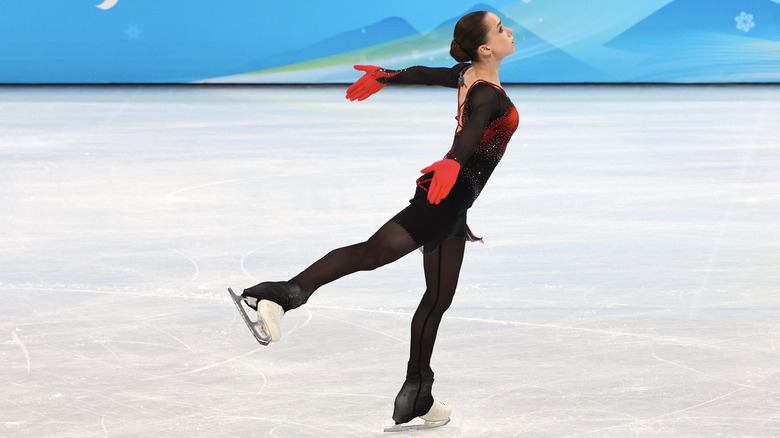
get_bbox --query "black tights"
[289,220,466,382]
[390,238,466,423]
[407,237,465,380]
[291,220,418,293]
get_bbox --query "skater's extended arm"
[346,64,469,101]
[383,64,470,87]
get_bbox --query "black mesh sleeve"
[379,64,470,88]
[447,83,501,163]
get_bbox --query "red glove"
[420,159,461,205]
[346,65,397,101]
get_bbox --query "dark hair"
[450,11,490,62]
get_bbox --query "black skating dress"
[383,63,520,252]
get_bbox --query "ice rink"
[1,84,779,437]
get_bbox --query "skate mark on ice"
[268,389,392,401]
[269,420,338,438]
[556,386,749,438]
[507,382,640,430]
[312,305,709,347]
[444,315,725,349]
[314,311,406,343]
[165,178,243,201]
[97,340,124,367]
[239,247,267,282]
[136,320,199,360]
[239,244,296,283]
[552,350,779,438]
[473,383,536,408]
[312,305,411,318]
[165,174,279,202]
[101,414,108,438]
[651,350,780,394]
[224,414,343,438]
[169,248,200,287]
[1,285,224,308]
[240,239,317,283]
[510,408,637,438]
[11,329,31,375]
[283,306,312,340]
[10,397,101,436]
[239,251,255,281]
[148,347,269,394]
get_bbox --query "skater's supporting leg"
[393,237,465,424]
[290,220,418,294]
[408,237,465,380]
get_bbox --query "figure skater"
[236,11,518,429]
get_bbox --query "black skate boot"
[392,378,434,424]
[238,281,311,343]
[385,378,452,432]
[241,281,310,312]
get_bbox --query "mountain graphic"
[440,4,612,82]
[241,17,420,73]
[599,0,780,81]
[224,3,610,83]
[502,25,613,82]
[606,0,780,54]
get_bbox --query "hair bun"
[451,11,489,63]
[449,39,471,62]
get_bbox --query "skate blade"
[228,288,271,346]
[383,418,450,432]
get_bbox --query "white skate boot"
[255,299,284,342]
[420,399,452,423]
[228,288,285,345]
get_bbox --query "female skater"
[237,11,518,428]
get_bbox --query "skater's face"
[479,12,515,60]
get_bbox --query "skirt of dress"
[390,174,482,253]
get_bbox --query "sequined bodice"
[447,83,519,200]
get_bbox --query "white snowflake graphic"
[735,11,755,33]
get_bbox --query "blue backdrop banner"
[1,0,779,83]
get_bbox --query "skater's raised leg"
[242,220,418,342]
[290,220,418,293]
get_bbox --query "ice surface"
[1,84,779,437]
